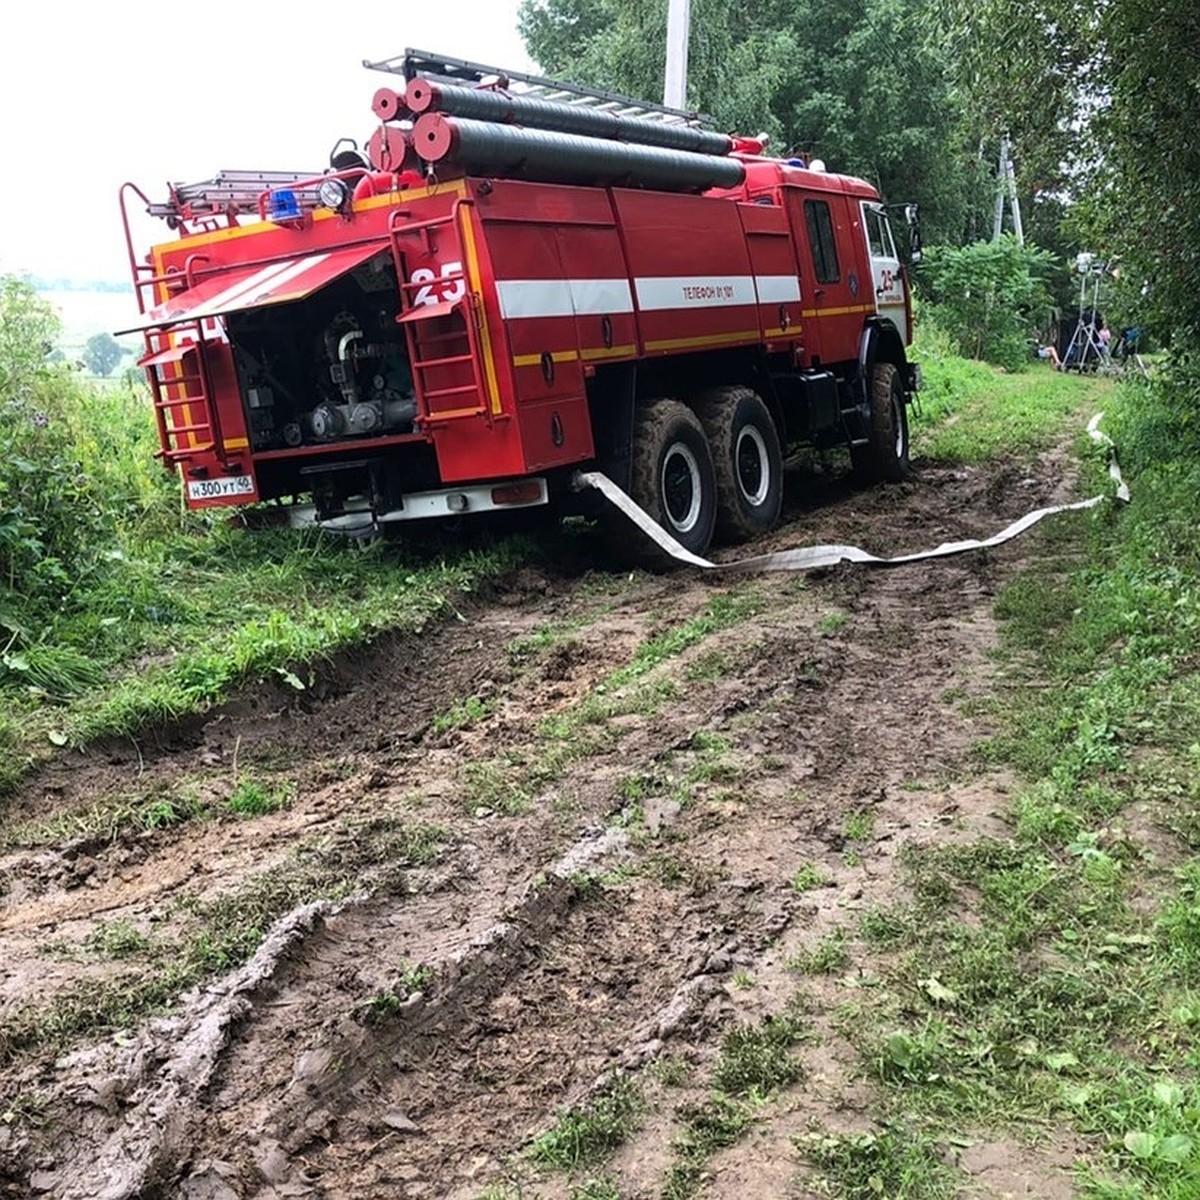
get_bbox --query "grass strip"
[663,1010,806,1199]
[812,375,1200,1198]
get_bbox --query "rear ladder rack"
[138,324,224,466]
[146,169,321,221]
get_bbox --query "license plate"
[186,475,255,501]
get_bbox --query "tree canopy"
[520,0,1198,357]
[519,0,989,244]
[82,332,123,378]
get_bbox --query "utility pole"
[664,0,691,110]
[992,133,1025,246]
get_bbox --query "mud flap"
[575,413,1129,573]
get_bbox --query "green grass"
[663,1095,757,1199]
[1,781,211,849]
[663,1011,807,1198]
[461,758,533,815]
[910,322,1115,463]
[815,609,848,635]
[683,648,729,683]
[358,962,435,1022]
[61,537,523,746]
[568,1177,623,1200]
[788,927,850,976]
[3,771,296,850]
[528,1076,643,1169]
[812,374,1200,1197]
[432,694,496,734]
[711,1012,806,1094]
[798,1127,957,1198]
[843,809,874,842]
[45,917,154,962]
[792,862,830,892]
[226,777,291,817]
[5,515,528,794]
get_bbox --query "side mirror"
[905,205,922,265]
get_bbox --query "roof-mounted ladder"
[363,47,716,128]
[146,169,320,221]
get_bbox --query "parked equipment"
[118,49,921,554]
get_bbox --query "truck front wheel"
[852,361,910,484]
[697,385,783,543]
[629,398,717,555]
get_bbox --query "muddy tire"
[627,398,717,557]
[696,385,783,544]
[851,361,910,484]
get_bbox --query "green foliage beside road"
[840,369,1200,1198]
[916,237,1055,371]
[0,279,138,648]
[0,275,526,794]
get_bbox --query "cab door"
[785,190,866,368]
[862,203,907,341]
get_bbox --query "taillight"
[491,481,543,506]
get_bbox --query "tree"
[941,0,1200,350]
[519,0,986,243]
[917,237,1054,370]
[0,276,57,401]
[1091,0,1200,344]
[82,332,123,378]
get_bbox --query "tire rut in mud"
[0,445,1087,1198]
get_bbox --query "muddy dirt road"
[0,442,1087,1199]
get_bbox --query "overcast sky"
[0,1,535,284]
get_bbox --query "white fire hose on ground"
[575,413,1130,572]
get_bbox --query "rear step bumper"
[288,476,549,531]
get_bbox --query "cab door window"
[865,207,887,257]
[864,206,898,259]
[862,201,908,339]
[804,199,841,284]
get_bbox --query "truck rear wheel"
[852,361,910,484]
[628,398,717,556]
[697,385,783,543]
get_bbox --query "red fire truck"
[119,49,921,555]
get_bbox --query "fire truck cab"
[119,50,921,557]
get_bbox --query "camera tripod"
[1061,262,1108,371]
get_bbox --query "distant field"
[39,288,142,366]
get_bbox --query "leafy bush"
[0,280,102,626]
[1106,353,1200,478]
[0,276,175,684]
[916,236,1055,371]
